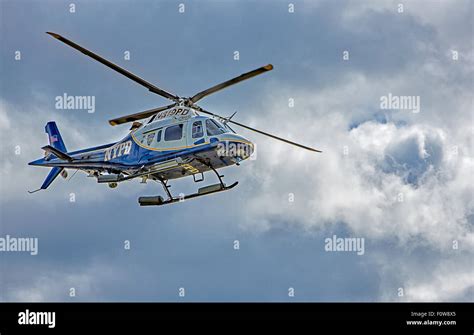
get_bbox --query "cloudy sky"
[0,0,473,302]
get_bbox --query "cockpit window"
[192,121,204,138]
[146,132,155,146]
[206,119,227,136]
[164,124,183,141]
[141,128,162,146]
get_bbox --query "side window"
[192,121,203,138]
[164,124,183,141]
[156,129,162,143]
[206,119,225,136]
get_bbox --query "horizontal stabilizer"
[42,145,73,161]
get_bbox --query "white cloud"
[233,63,473,300]
[375,254,474,302]
[405,270,474,302]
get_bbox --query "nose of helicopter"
[216,133,255,161]
[235,134,255,159]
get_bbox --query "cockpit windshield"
[206,119,228,136]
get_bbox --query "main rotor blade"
[190,64,273,104]
[195,107,322,153]
[109,103,176,126]
[46,32,179,102]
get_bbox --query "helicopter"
[29,32,321,206]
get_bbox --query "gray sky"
[0,0,473,302]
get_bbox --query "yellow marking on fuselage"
[181,163,200,174]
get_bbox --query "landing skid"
[138,165,238,207]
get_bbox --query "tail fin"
[28,122,68,193]
[45,121,67,152]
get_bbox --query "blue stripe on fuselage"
[31,134,220,171]
[67,142,116,155]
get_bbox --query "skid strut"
[138,166,238,206]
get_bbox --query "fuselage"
[29,108,254,182]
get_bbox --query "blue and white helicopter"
[29,32,321,206]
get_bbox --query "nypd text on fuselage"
[104,140,132,161]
